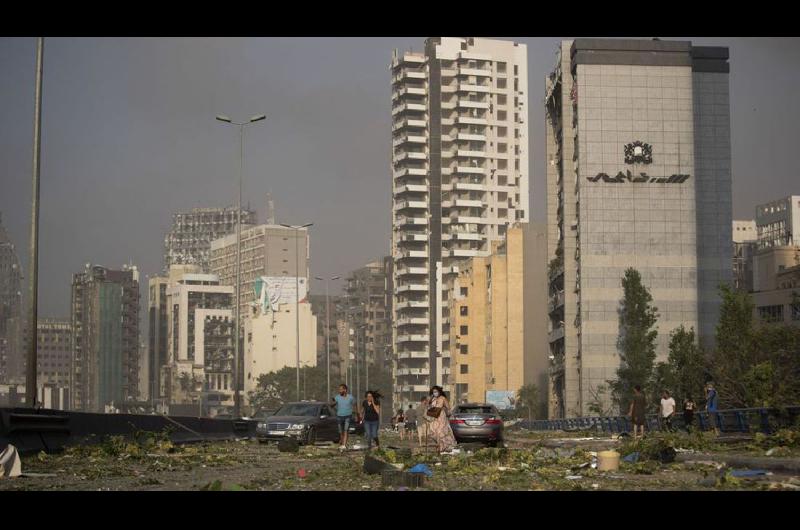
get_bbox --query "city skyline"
[1,37,799,319]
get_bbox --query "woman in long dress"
[427,386,456,453]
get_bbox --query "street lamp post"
[26,37,44,409]
[315,275,339,401]
[280,223,313,401]
[215,113,266,417]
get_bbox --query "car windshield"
[274,404,320,417]
[457,406,495,414]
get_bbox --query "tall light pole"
[215,113,266,417]
[315,275,339,401]
[280,223,313,401]
[25,37,44,408]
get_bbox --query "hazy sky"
[1,37,798,319]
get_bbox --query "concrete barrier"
[0,407,257,455]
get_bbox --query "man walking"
[705,382,720,435]
[332,384,356,451]
[660,390,676,432]
[404,403,417,442]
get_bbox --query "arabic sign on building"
[254,276,307,314]
[485,390,517,411]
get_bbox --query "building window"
[460,325,468,336]
[460,306,468,316]
[460,344,468,354]
[497,127,507,138]
[792,304,800,321]
[758,305,784,323]
[497,110,507,121]
[497,78,507,89]
[460,365,469,374]
[497,94,507,106]
[460,287,468,297]
[497,62,506,73]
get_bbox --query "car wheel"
[306,427,317,446]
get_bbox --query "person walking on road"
[683,396,696,433]
[629,385,647,439]
[332,384,356,451]
[660,390,676,432]
[360,390,381,451]
[404,404,417,440]
[427,386,456,453]
[705,382,720,435]
[393,409,406,440]
[417,396,431,448]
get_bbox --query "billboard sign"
[485,390,517,411]
[254,276,308,314]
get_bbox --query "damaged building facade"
[391,37,530,407]
[70,264,141,412]
[164,206,257,272]
[156,265,234,415]
[546,39,733,418]
[0,213,23,385]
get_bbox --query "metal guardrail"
[517,406,800,434]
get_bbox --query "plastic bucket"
[597,450,620,471]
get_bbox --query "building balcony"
[394,183,428,195]
[396,216,427,226]
[458,83,492,94]
[453,198,485,208]
[454,116,488,126]
[457,66,492,77]
[548,292,565,313]
[453,166,485,175]
[396,300,429,310]
[448,249,481,258]
[393,134,427,147]
[397,317,429,326]
[450,214,488,224]
[397,334,430,343]
[392,118,427,131]
[397,351,429,360]
[394,167,428,178]
[391,103,427,116]
[396,151,427,161]
[392,86,426,100]
[400,233,428,242]
[392,70,427,84]
[548,326,565,343]
[456,133,487,142]
[396,266,428,276]
[395,283,428,294]
[457,99,490,110]
[449,231,483,241]
[396,367,430,376]
[456,150,487,158]
[452,181,484,191]
[396,249,428,260]
[396,384,432,393]
[395,199,427,210]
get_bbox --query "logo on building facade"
[586,141,690,184]
[624,141,652,165]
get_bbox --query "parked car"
[449,403,504,446]
[256,401,343,445]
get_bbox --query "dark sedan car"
[256,401,346,445]
[449,403,504,446]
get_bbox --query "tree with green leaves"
[516,383,539,424]
[710,284,800,408]
[653,325,706,404]
[609,268,659,414]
